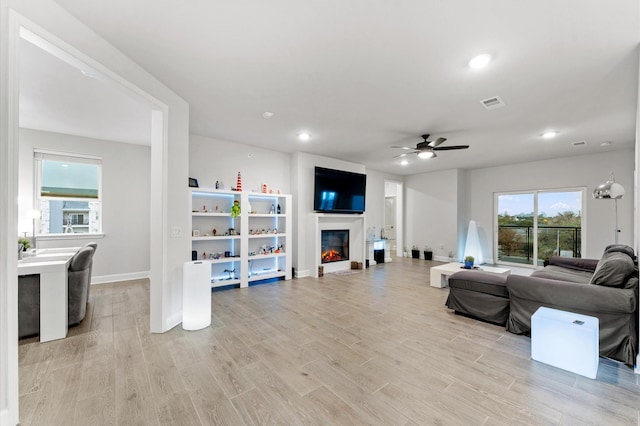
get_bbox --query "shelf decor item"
[236,172,243,192]
[423,245,433,260]
[464,256,475,269]
[230,200,241,218]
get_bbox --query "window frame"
[34,149,104,239]
[493,187,586,268]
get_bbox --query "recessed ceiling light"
[80,69,95,78]
[400,159,408,166]
[542,131,558,139]
[600,141,612,147]
[469,53,492,69]
[61,164,69,168]
[262,111,274,119]
[298,132,311,141]
[418,151,435,159]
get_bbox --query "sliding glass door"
[495,189,585,266]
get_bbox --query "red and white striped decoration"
[236,172,242,191]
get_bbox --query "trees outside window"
[495,190,584,266]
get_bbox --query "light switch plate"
[171,226,182,238]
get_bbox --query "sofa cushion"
[590,252,635,288]
[547,256,598,272]
[448,270,509,298]
[531,265,593,284]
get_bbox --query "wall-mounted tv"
[313,166,366,214]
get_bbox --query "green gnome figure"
[230,199,241,218]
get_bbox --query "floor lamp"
[27,209,41,249]
[593,173,625,244]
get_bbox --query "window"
[34,150,102,235]
[495,189,585,266]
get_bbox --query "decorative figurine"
[236,172,243,192]
[230,199,241,218]
[202,204,207,212]
[212,228,217,236]
[277,204,281,214]
[215,180,220,189]
[269,204,275,214]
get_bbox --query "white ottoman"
[531,307,599,379]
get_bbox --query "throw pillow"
[590,252,635,287]
[604,244,635,259]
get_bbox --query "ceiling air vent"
[480,96,505,110]
[572,141,587,147]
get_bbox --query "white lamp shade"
[463,220,484,265]
[593,178,625,199]
[27,209,41,219]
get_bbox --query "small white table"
[429,262,510,288]
[531,307,599,379]
[18,248,79,342]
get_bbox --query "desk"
[429,262,510,288]
[18,248,79,342]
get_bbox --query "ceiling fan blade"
[432,145,469,151]
[393,151,418,158]
[391,145,416,150]
[428,137,447,148]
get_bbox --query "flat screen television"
[313,166,366,213]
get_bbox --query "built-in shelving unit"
[190,188,292,288]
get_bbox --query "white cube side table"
[531,307,599,379]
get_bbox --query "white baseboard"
[433,256,456,262]
[295,269,310,278]
[91,271,150,285]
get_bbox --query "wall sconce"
[593,172,625,244]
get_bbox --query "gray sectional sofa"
[446,244,638,366]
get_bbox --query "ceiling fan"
[392,134,469,159]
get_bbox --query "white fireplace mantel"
[310,213,366,277]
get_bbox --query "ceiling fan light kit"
[418,151,435,159]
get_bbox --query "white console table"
[18,248,79,342]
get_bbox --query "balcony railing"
[498,225,581,265]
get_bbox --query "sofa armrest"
[507,274,637,314]
[548,256,599,272]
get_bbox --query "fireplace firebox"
[321,230,349,263]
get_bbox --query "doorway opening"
[384,180,404,258]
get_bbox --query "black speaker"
[192,250,197,261]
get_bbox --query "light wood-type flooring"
[18,257,640,425]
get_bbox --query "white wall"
[403,151,635,264]
[18,128,151,281]
[189,134,291,193]
[365,168,403,239]
[404,169,461,260]
[1,3,189,423]
[467,149,635,261]
[291,152,366,277]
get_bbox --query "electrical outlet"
[171,226,182,238]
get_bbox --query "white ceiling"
[23,0,640,174]
[19,37,153,145]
